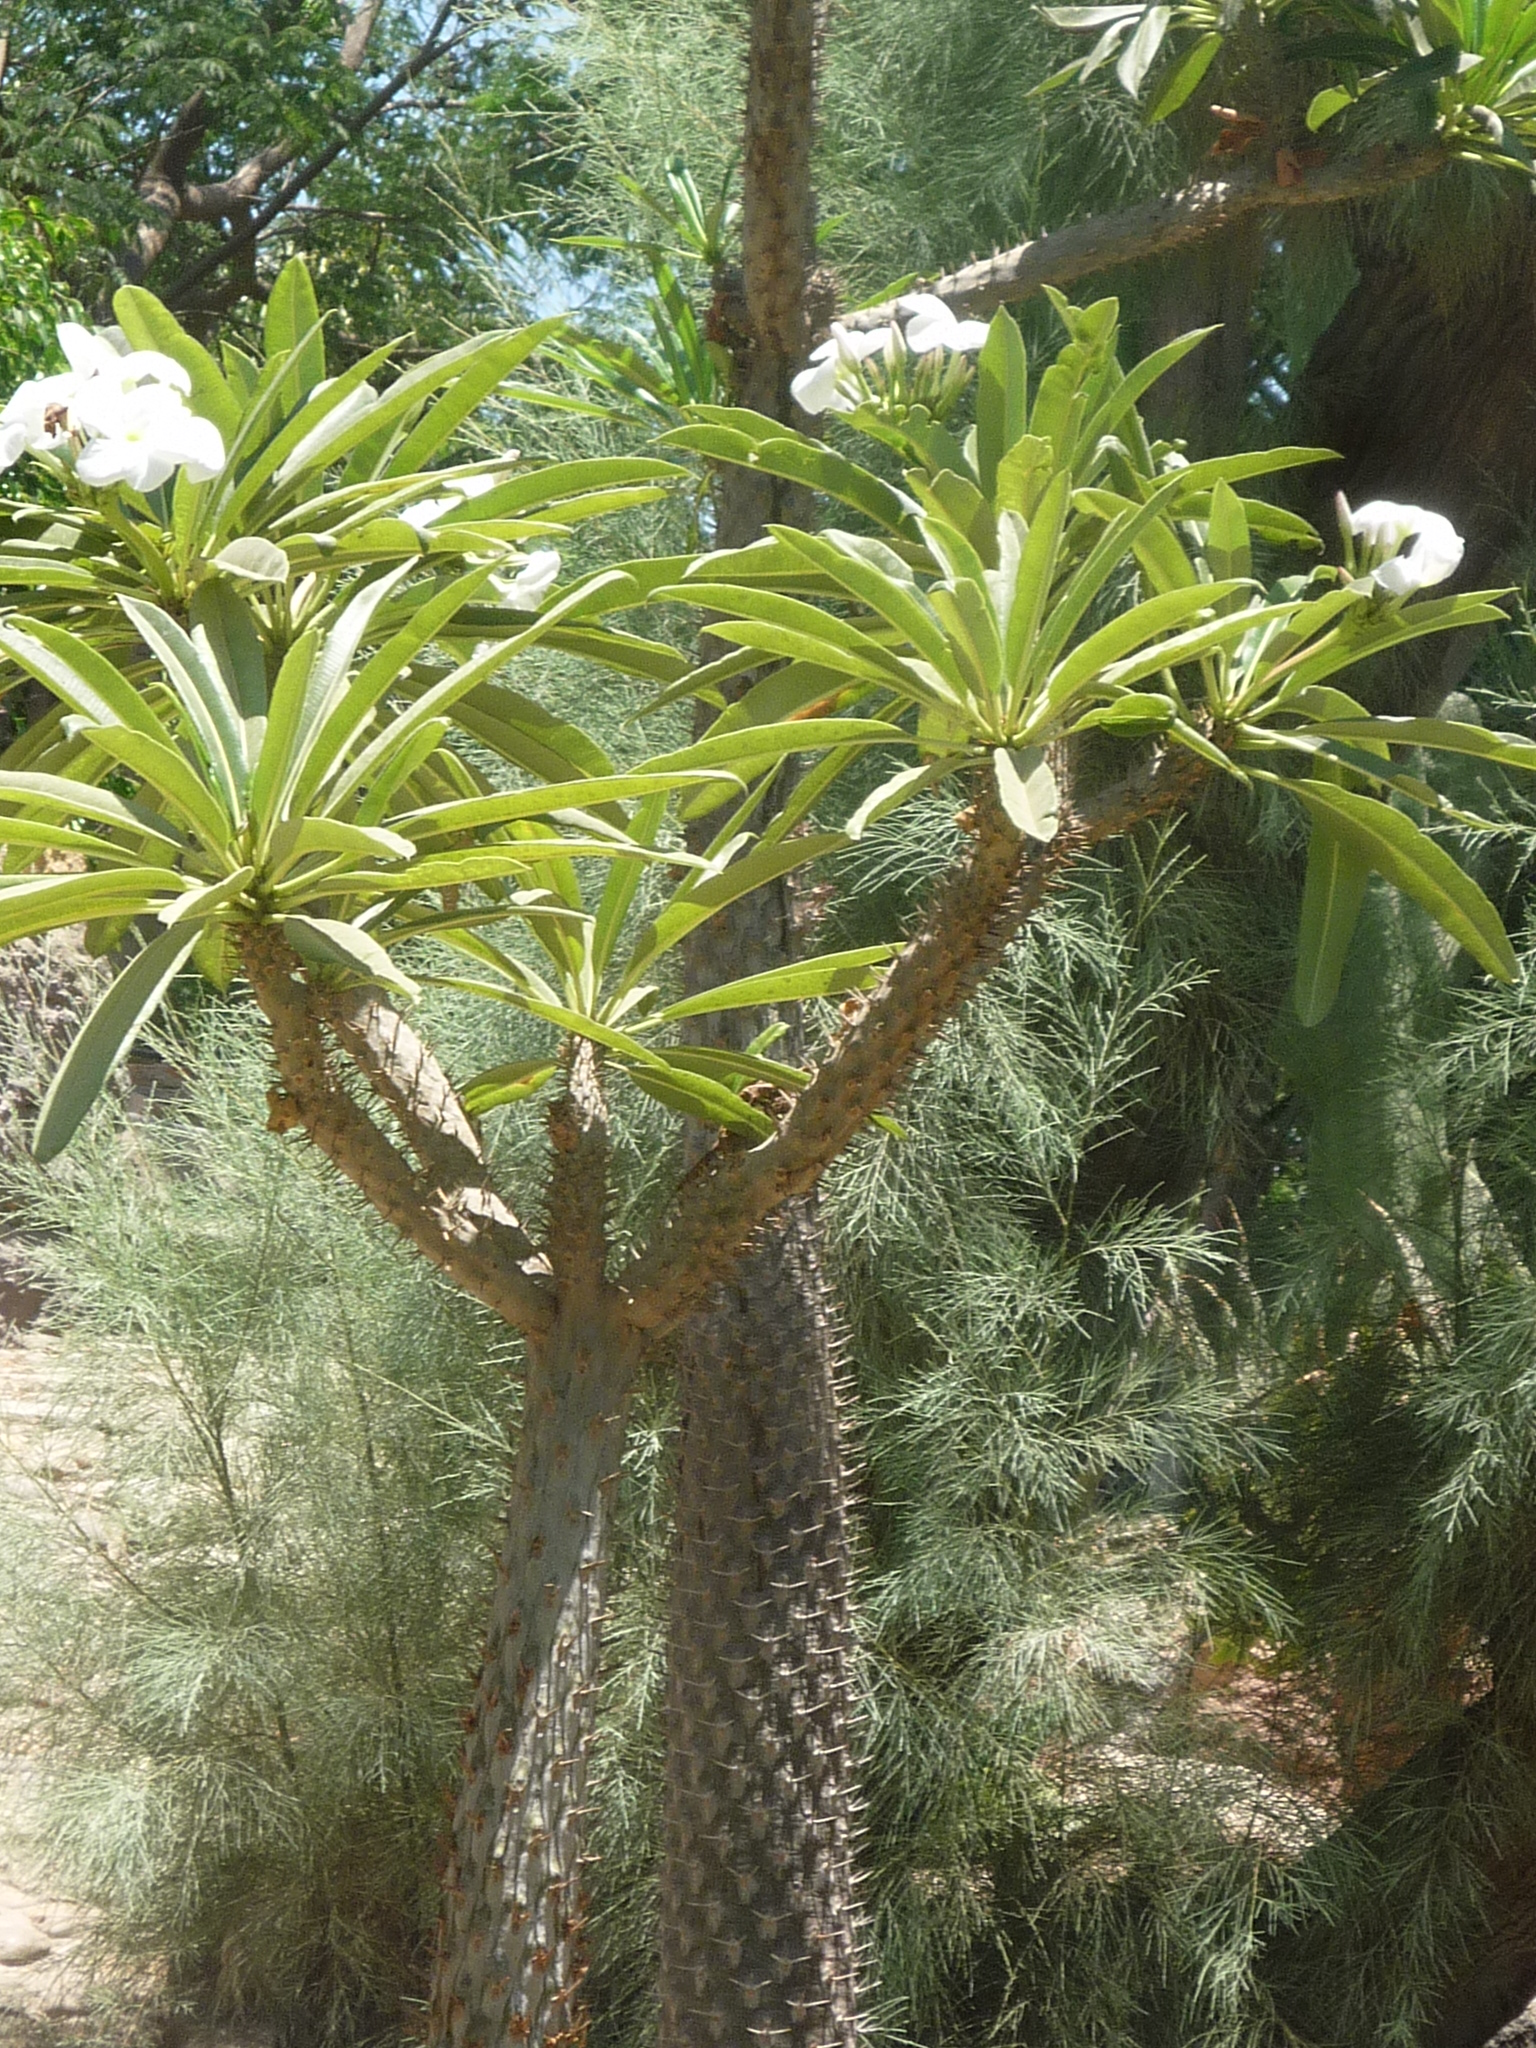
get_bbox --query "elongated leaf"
[462,1059,559,1115]
[282,915,421,999]
[1292,822,1373,1026]
[0,816,161,866]
[33,923,204,1163]
[189,578,267,720]
[657,945,896,1021]
[1298,716,1536,772]
[1035,580,1248,724]
[622,831,847,987]
[0,867,184,946]
[0,621,173,742]
[976,311,1030,496]
[1148,30,1224,117]
[665,424,913,534]
[75,725,234,851]
[619,1057,776,1136]
[1280,778,1516,982]
[400,769,738,843]
[264,255,327,399]
[120,597,246,805]
[662,1045,810,1090]
[0,771,185,852]
[1204,479,1251,584]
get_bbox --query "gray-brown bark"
[838,144,1444,334]
[657,2,865,2039]
[660,1204,861,2048]
[428,1291,638,2048]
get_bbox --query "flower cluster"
[1342,497,1465,599]
[791,292,991,418]
[0,323,226,493]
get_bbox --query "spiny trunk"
[659,1201,861,2048]
[427,1294,638,2048]
[658,2,863,2038]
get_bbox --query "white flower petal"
[495,549,562,609]
[0,422,28,473]
[791,357,844,415]
[56,323,119,380]
[947,318,991,352]
[1348,499,1418,550]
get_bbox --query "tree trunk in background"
[1140,214,1266,458]
[427,1296,638,2048]
[1290,183,1536,716]
[657,4,863,2044]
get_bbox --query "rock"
[0,1911,50,1966]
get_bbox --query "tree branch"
[623,748,1205,1336]
[839,144,1446,331]
[162,1,465,308]
[240,925,556,1340]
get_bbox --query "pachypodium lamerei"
[0,270,1526,2044]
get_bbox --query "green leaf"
[120,596,246,806]
[33,922,204,1164]
[462,1059,559,1115]
[1307,84,1358,129]
[75,725,234,852]
[975,311,1030,496]
[1292,822,1373,1026]
[189,578,267,720]
[1296,716,1536,773]
[430,678,617,789]
[386,321,565,477]
[1280,778,1516,982]
[1204,480,1251,584]
[0,620,174,742]
[399,769,740,843]
[282,915,422,1000]
[0,772,185,853]
[662,422,919,538]
[1148,30,1224,117]
[0,867,185,947]
[212,537,290,584]
[656,946,896,1021]
[646,718,907,779]
[622,832,848,987]
[263,256,327,400]
[994,746,1061,840]
[846,760,956,839]
[618,1057,776,1136]
[1036,580,1249,723]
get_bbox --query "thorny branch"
[623,746,1206,1336]
[239,924,555,1340]
[839,144,1446,332]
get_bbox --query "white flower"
[897,292,990,355]
[493,549,561,610]
[56,322,191,400]
[0,370,84,468]
[73,383,226,493]
[1348,499,1464,597]
[0,320,223,485]
[790,323,893,415]
[403,471,498,533]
